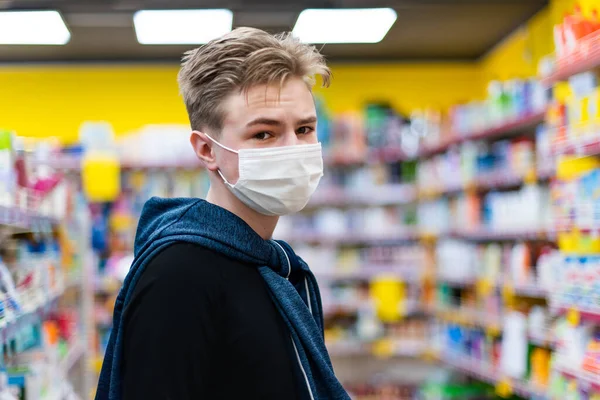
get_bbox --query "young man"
[95,27,350,400]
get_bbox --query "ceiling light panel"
[0,11,70,45]
[133,9,233,45]
[293,8,397,44]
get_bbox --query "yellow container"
[556,156,600,181]
[370,278,405,323]
[81,151,121,202]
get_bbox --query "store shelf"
[542,30,600,85]
[419,167,554,200]
[0,205,58,231]
[368,147,406,164]
[528,331,555,348]
[450,228,556,242]
[323,301,362,316]
[555,363,600,393]
[552,136,600,157]
[94,276,122,294]
[435,307,502,334]
[436,278,477,288]
[417,111,546,158]
[327,339,371,357]
[325,299,423,318]
[555,305,600,323]
[437,279,549,300]
[282,230,419,245]
[121,160,202,171]
[512,283,549,299]
[0,292,63,339]
[45,154,203,172]
[315,265,421,283]
[328,338,427,358]
[439,353,548,399]
[324,152,367,167]
[309,183,417,208]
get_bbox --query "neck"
[205,184,279,240]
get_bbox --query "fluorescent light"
[293,8,397,44]
[133,9,233,45]
[0,11,70,45]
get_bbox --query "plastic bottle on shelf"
[509,243,532,285]
[0,130,14,208]
[0,371,17,400]
[501,311,528,379]
[537,246,561,291]
[530,347,552,387]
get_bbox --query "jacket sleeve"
[121,243,224,399]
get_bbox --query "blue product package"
[513,80,526,116]
[523,80,533,113]
[588,169,600,228]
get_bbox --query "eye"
[297,126,315,135]
[253,132,273,140]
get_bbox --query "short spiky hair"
[177,27,331,133]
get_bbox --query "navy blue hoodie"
[95,197,349,400]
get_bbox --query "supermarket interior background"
[2,0,600,399]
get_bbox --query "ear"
[190,131,218,171]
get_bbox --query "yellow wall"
[0,65,187,144]
[316,63,483,114]
[480,7,553,82]
[0,63,483,144]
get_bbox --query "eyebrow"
[297,116,317,125]
[246,118,283,128]
[245,116,317,128]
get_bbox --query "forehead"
[221,78,316,126]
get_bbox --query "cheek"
[216,130,242,183]
[219,152,240,183]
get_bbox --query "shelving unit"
[542,29,600,86]
[436,279,549,299]
[284,230,420,245]
[315,265,421,283]
[419,169,554,200]
[438,353,548,399]
[417,110,546,158]
[308,183,417,208]
[0,202,94,398]
[555,364,600,393]
[0,205,58,231]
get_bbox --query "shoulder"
[131,242,250,304]
[146,242,244,282]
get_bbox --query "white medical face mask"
[205,134,324,216]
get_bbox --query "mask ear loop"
[203,133,239,154]
[202,133,238,188]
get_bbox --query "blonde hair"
[177,27,331,133]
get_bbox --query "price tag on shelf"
[524,168,537,184]
[485,323,502,337]
[464,181,477,194]
[502,284,516,309]
[476,279,494,297]
[566,308,580,327]
[495,378,513,398]
[419,232,438,243]
[372,338,395,359]
[420,349,438,362]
